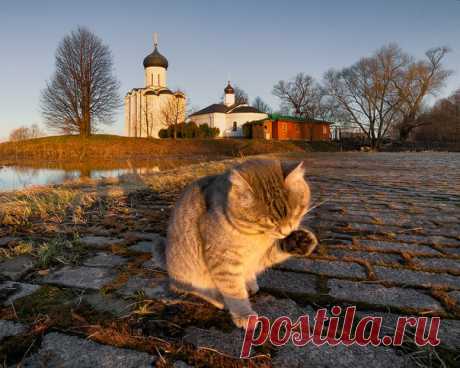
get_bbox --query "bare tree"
[140,95,153,138]
[221,85,249,105]
[324,44,451,147]
[161,93,187,139]
[252,96,272,113]
[324,44,412,148]
[393,47,451,140]
[234,85,249,105]
[9,124,44,141]
[41,27,120,137]
[414,88,460,143]
[272,73,324,118]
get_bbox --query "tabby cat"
[166,159,317,329]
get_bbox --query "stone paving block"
[355,310,401,338]
[0,255,35,280]
[79,236,125,249]
[0,320,27,340]
[0,281,40,305]
[129,241,153,253]
[328,279,443,312]
[118,276,162,296]
[173,360,192,368]
[83,252,127,268]
[438,319,460,351]
[414,257,460,272]
[258,269,318,296]
[117,275,179,302]
[374,266,460,289]
[356,240,440,255]
[127,232,162,241]
[347,223,402,234]
[22,332,154,368]
[175,295,316,358]
[40,266,116,290]
[329,249,403,264]
[273,341,414,368]
[440,247,460,257]
[0,237,19,246]
[448,290,460,304]
[143,258,166,272]
[278,258,366,279]
[397,235,460,247]
[184,327,245,357]
[130,236,166,271]
[83,292,132,317]
[252,294,315,324]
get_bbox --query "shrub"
[159,122,219,138]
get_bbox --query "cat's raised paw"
[280,228,318,256]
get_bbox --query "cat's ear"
[229,170,254,207]
[284,161,306,189]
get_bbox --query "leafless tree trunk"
[324,44,451,147]
[141,97,152,137]
[414,88,460,143]
[233,85,249,105]
[324,45,405,147]
[41,27,120,137]
[221,85,249,105]
[273,73,325,118]
[161,94,186,139]
[251,96,272,113]
[9,124,45,141]
[392,47,451,141]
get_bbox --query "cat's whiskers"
[304,198,331,215]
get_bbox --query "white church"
[189,82,268,137]
[124,35,186,138]
[125,36,267,138]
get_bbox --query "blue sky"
[0,0,459,139]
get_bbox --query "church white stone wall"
[145,66,167,88]
[124,38,186,138]
[189,82,268,137]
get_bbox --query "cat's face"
[227,160,310,239]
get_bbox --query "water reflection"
[0,157,212,192]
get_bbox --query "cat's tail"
[149,235,167,271]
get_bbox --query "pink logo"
[240,306,441,358]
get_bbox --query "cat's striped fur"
[166,159,317,328]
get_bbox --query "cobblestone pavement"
[0,152,459,367]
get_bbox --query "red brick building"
[244,114,332,141]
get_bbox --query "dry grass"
[0,187,97,226]
[0,156,248,229]
[0,241,33,260]
[0,134,305,163]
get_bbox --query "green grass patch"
[35,237,88,268]
[13,285,76,323]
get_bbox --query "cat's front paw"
[247,279,259,296]
[231,311,258,329]
[280,229,318,256]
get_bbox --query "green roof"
[244,114,333,126]
[268,114,333,124]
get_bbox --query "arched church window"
[158,74,160,86]
[233,122,237,131]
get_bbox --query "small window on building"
[151,75,153,86]
[158,74,160,85]
[233,122,238,131]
